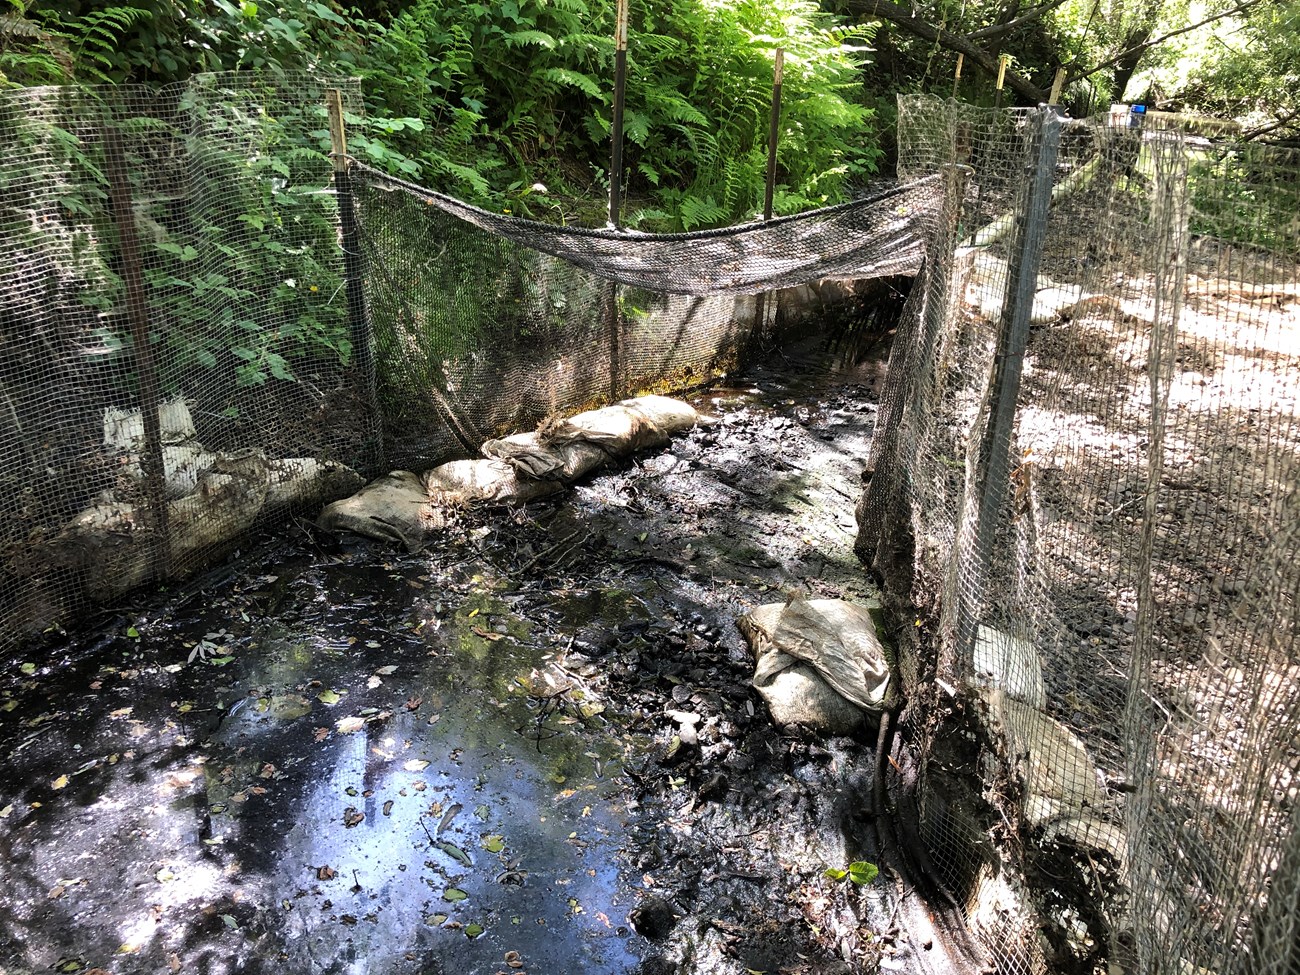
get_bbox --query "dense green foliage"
[1,0,881,228]
[836,0,1299,140]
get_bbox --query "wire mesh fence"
[2,72,1296,975]
[350,163,939,471]
[0,73,374,646]
[866,94,1300,975]
[0,74,943,651]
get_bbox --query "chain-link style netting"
[348,164,940,470]
[0,74,374,646]
[864,95,1299,975]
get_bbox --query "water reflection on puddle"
[198,558,643,974]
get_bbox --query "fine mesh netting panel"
[350,164,942,471]
[0,74,373,646]
[867,95,1300,975]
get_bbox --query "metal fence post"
[327,89,381,470]
[103,119,169,577]
[957,106,1061,660]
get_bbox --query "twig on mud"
[417,815,437,847]
[519,529,590,572]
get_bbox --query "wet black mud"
[1,323,905,975]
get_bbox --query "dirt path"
[0,329,902,975]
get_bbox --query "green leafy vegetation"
[824,860,879,884]
[1,1,882,227]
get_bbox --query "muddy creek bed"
[0,330,909,975]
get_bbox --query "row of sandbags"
[316,395,700,552]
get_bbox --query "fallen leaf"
[221,914,237,929]
[258,763,277,779]
[376,665,397,675]
[464,922,484,938]
[404,695,423,711]
[504,950,525,969]
[335,716,365,734]
[423,912,448,926]
[403,759,430,772]
[51,774,69,791]
[20,662,36,675]
[156,867,177,883]
[442,887,468,902]
[382,800,394,817]
[471,625,505,642]
[0,804,12,818]
[367,676,382,689]
[168,953,182,973]
[116,942,140,954]
[437,840,472,866]
[317,689,343,705]
[313,727,329,742]
[317,865,336,881]
[344,807,365,828]
[484,834,506,853]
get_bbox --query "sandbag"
[316,470,435,553]
[320,396,699,550]
[478,436,608,482]
[317,460,564,551]
[739,598,891,732]
[424,459,564,505]
[481,395,699,481]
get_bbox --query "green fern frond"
[538,67,601,98]
[504,29,557,49]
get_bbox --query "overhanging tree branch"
[843,0,1048,102]
[1066,0,1263,88]
[1243,107,1300,142]
[966,0,1072,41]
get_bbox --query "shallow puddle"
[1,323,901,975]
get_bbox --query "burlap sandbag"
[481,395,699,481]
[423,459,563,505]
[319,396,697,550]
[316,470,437,553]
[479,434,609,481]
[739,598,891,733]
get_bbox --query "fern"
[675,193,727,231]
[504,29,557,49]
[538,67,601,98]
[64,7,154,83]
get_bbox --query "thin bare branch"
[1066,0,1263,88]
[842,0,1049,103]
[966,0,1073,41]
[1243,107,1300,142]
